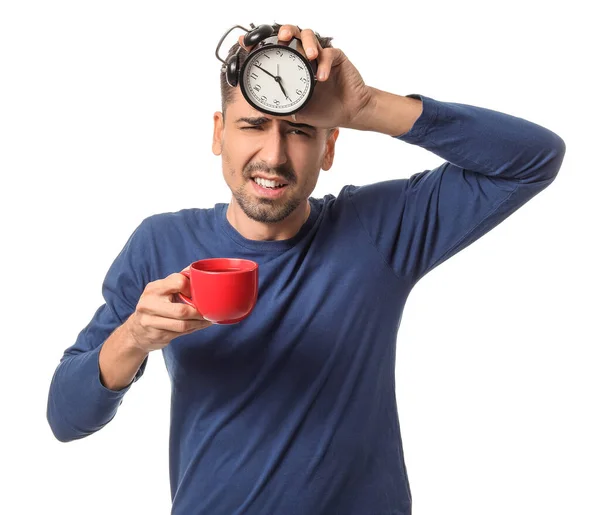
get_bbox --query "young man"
[47,23,566,514]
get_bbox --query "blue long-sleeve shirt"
[47,94,566,514]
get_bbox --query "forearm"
[351,87,423,136]
[99,318,149,391]
[354,89,566,183]
[47,318,148,442]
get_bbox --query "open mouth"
[250,177,289,197]
[251,177,287,189]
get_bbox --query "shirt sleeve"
[346,94,566,285]
[47,217,155,442]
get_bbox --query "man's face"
[212,88,338,224]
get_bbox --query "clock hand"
[277,80,289,100]
[254,64,278,81]
[275,65,291,101]
[256,63,290,101]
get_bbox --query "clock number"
[260,95,267,102]
[256,61,262,68]
[276,50,283,57]
[273,99,280,105]
[296,89,302,95]
[253,85,261,92]
[297,65,303,71]
[251,72,258,80]
[300,77,307,83]
[289,54,296,61]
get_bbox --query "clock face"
[240,45,315,115]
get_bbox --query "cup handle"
[177,269,195,307]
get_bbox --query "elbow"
[47,408,99,443]
[520,131,566,185]
[541,131,567,184]
[544,131,567,182]
[49,427,76,444]
[46,384,116,443]
[47,385,83,443]
[47,406,90,443]
[47,408,77,443]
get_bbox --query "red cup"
[177,258,259,324]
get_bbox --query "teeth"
[253,177,285,189]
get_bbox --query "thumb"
[170,266,192,302]
[238,35,253,52]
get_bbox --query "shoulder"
[310,182,411,216]
[123,205,223,281]
[142,205,222,233]
[338,179,411,204]
[123,205,222,258]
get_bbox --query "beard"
[231,161,303,224]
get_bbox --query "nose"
[259,127,288,170]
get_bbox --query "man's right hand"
[125,269,213,353]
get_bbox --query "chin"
[245,205,297,224]
[242,195,301,224]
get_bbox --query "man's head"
[213,28,339,226]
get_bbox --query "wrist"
[99,321,149,391]
[350,87,423,136]
[122,315,150,357]
[348,86,380,132]
[120,313,145,354]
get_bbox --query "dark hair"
[219,23,334,118]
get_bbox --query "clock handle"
[244,24,275,48]
[215,24,250,65]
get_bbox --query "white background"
[1,1,598,514]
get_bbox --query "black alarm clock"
[216,23,319,116]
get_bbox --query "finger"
[315,48,334,82]
[238,34,253,52]
[182,320,214,333]
[141,314,212,335]
[138,293,207,321]
[277,24,301,42]
[178,266,192,294]
[315,47,344,82]
[298,29,320,61]
[165,301,208,322]
[277,25,317,60]
[149,272,190,297]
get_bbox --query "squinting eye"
[290,129,309,137]
[241,126,261,130]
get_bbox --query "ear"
[321,128,340,171]
[212,111,224,156]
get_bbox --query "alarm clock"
[215,23,319,116]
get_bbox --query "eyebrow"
[235,116,316,131]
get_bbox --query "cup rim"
[190,258,258,274]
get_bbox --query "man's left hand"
[240,24,375,130]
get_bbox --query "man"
[47,23,566,514]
